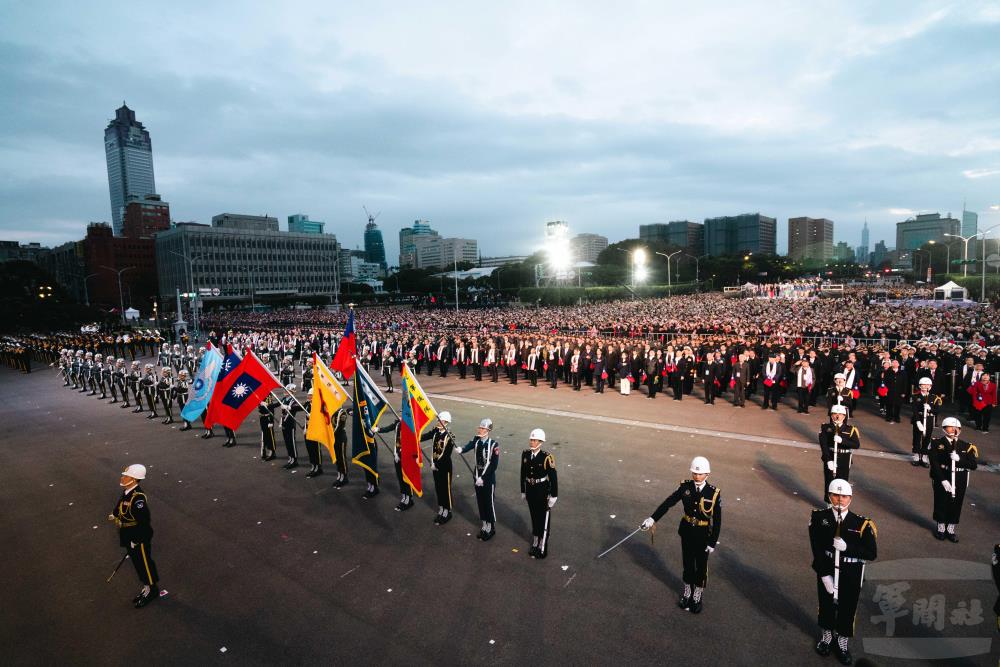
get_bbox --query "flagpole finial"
[347,302,356,310]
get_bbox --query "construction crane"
[363,206,381,226]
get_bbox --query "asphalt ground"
[1,361,998,666]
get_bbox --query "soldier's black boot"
[678,585,691,610]
[814,630,833,656]
[833,636,852,665]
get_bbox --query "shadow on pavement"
[754,452,825,508]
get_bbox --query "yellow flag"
[306,353,348,463]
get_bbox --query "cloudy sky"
[2,1,999,260]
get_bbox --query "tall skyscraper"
[787,217,833,261]
[858,220,870,264]
[399,220,438,268]
[105,103,156,236]
[703,213,776,257]
[288,214,325,234]
[895,212,960,267]
[364,221,387,270]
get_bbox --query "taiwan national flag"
[205,349,281,430]
[204,345,243,426]
[330,310,357,380]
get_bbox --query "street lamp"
[683,253,709,287]
[978,221,1000,302]
[83,273,99,306]
[100,265,135,325]
[241,265,258,311]
[655,250,682,293]
[633,248,647,289]
[166,250,206,336]
[943,233,978,278]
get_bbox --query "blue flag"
[181,345,224,422]
[351,364,388,478]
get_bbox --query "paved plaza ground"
[1,361,997,665]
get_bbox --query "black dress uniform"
[457,434,500,540]
[280,397,303,467]
[112,486,159,605]
[331,407,350,487]
[520,448,559,558]
[259,400,277,460]
[929,435,978,540]
[818,421,860,500]
[808,507,877,648]
[423,426,456,523]
[649,479,722,612]
[911,392,942,465]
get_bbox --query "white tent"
[124,307,141,321]
[933,281,967,302]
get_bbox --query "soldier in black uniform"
[142,364,158,419]
[456,418,500,540]
[157,367,175,424]
[108,464,160,608]
[330,406,351,488]
[929,417,978,542]
[819,405,860,501]
[826,373,853,418]
[279,384,303,468]
[302,391,324,478]
[129,360,144,412]
[422,411,456,524]
[641,456,722,614]
[911,376,941,467]
[520,428,558,558]
[809,479,878,665]
[175,369,192,431]
[259,396,278,461]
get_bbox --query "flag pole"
[250,348,308,412]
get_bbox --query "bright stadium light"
[633,247,647,266]
[635,265,648,283]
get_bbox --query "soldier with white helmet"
[422,410,456,524]
[641,456,722,613]
[826,373,853,417]
[818,405,860,501]
[175,369,192,431]
[808,479,877,664]
[108,463,161,608]
[520,428,559,558]
[142,363,159,420]
[455,417,501,540]
[128,360,144,412]
[157,367,175,424]
[279,383,303,468]
[910,376,942,467]
[929,417,978,542]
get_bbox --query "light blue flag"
[181,345,224,422]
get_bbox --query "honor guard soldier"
[330,405,351,488]
[819,405,860,501]
[157,367,175,424]
[929,417,978,542]
[128,360,143,411]
[259,395,278,461]
[641,456,721,613]
[175,369,192,430]
[110,358,125,404]
[377,419,413,511]
[911,376,941,467]
[94,354,107,399]
[456,418,500,540]
[826,373,853,417]
[108,464,161,609]
[302,357,314,394]
[101,355,114,400]
[142,364,158,419]
[302,389,324,478]
[279,356,295,387]
[520,428,558,558]
[423,411,456,524]
[279,384,302,468]
[809,479,877,665]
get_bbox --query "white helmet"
[529,428,546,442]
[479,418,493,430]
[941,417,961,429]
[122,464,146,480]
[833,373,846,381]
[830,405,848,415]
[690,456,711,474]
[285,383,296,392]
[918,377,933,387]
[438,411,452,424]
[828,478,852,496]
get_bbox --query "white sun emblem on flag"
[231,382,250,398]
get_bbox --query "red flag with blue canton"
[330,310,357,380]
[205,349,281,430]
[205,345,242,426]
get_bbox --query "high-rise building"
[858,221,870,264]
[411,236,478,269]
[122,194,170,239]
[871,240,889,267]
[638,223,669,244]
[787,217,834,261]
[570,233,609,263]
[962,209,979,261]
[105,104,156,236]
[833,241,855,263]
[288,214,325,234]
[399,220,439,268]
[364,221,387,270]
[638,222,704,253]
[704,213,776,257]
[895,212,960,267]
[212,213,279,232]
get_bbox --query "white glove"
[916,421,926,433]
[705,545,714,554]
[394,453,400,463]
[431,462,437,472]
[942,480,953,494]
[475,477,484,487]
[821,575,834,595]
[832,537,847,552]
[521,493,526,500]
[548,497,557,508]
[130,541,136,549]
[641,517,655,530]
[950,451,960,462]
[827,460,836,472]
[833,435,842,445]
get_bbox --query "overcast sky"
[2,1,999,261]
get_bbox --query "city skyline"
[1,2,999,261]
